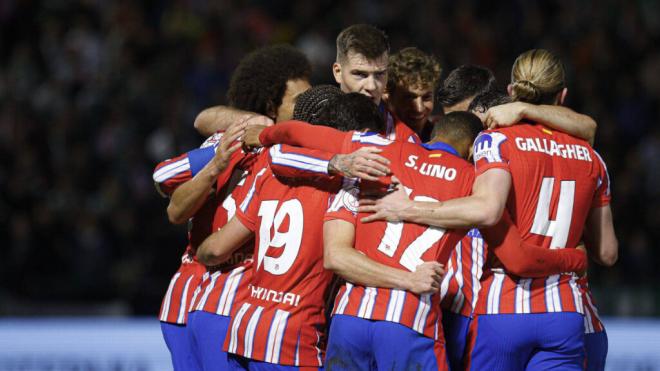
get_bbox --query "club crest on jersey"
[341,185,360,213]
[473,132,507,163]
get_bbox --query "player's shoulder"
[351,131,393,147]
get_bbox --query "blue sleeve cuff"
[187,147,216,176]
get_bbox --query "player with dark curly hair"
[292,84,343,124]
[194,44,312,136]
[384,47,441,141]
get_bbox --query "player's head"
[437,65,496,113]
[430,111,483,160]
[228,44,312,122]
[333,24,389,105]
[468,88,512,124]
[385,47,441,133]
[316,93,385,132]
[292,84,343,124]
[509,49,566,105]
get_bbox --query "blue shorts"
[584,330,608,371]
[187,310,232,370]
[441,310,471,371]
[325,314,447,371]
[161,321,200,371]
[227,354,322,370]
[467,312,584,371]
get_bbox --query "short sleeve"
[473,131,511,176]
[591,151,611,208]
[324,180,360,225]
[235,165,270,232]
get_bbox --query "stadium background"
[1,0,659,370]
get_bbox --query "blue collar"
[422,141,459,156]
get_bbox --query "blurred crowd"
[1,0,658,316]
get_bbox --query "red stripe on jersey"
[440,230,486,317]
[579,278,605,333]
[189,255,253,317]
[159,256,206,324]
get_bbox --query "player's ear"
[266,101,277,122]
[558,87,568,106]
[332,62,343,85]
[506,84,513,97]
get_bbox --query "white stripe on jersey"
[160,272,181,321]
[265,309,289,363]
[385,289,406,322]
[270,145,329,174]
[351,131,392,146]
[357,287,378,319]
[240,168,268,212]
[487,272,506,314]
[569,276,584,315]
[450,242,465,313]
[196,271,221,311]
[335,283,353,315]
[471,236,484,311]
[294,334,301,366]
[315,331,323,366]
[243,306,264,358]
[412,294,432,334]
[216,267,245,316]
[515,278,532,314]
[228,303,251,353]
[176,276,195,323]
[439,258,455,301]
[189,281,202,312]
[583,289,599,334]
[545,275,562,312]
[153,158,190,182]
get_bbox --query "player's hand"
[359,177,411,223]
[328,147,391,181]
[210,121,245,175]
[406,261,445,295]
[242,124,269,149]
[484,102,529,129]
[241,113,274,128]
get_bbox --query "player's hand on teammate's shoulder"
[406,261,445,295]
[359,177,411,223]
[485,101,528,129]
[329,146,391,181]
[210,120,245,175]
[242,124,269,149]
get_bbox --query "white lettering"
[405,155,418,168]
[249,285,301,307]
[514,137,592,162]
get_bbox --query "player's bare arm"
[167,122,245,224]
[194,105,273,137]
[360,170,510,228]
[323,219,444,295]
[583,205,618,267]
[485,102,597,145]
[197,217,253,266]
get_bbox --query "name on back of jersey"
[514,137,592,161]
[404,155,457,181]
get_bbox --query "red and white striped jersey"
[224,148,336,367]
[326,133,474,339]
[383,109,422,144]
[579,277,605,334]
[153,132,254,324]
[440,229,486,318]
[472,124,611,315]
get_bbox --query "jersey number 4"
[530,177,575,249]
[256,199,303,275]
[376,194,446,272]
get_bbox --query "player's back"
[473,123,608,315]
[228,150,335,367]
[333,137,474,339]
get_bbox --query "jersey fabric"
[225,148,336,367]
[472,124,611,315]
[383,109,422,144]
[327,133,475,339]
[580,277,608,371]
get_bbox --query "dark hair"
[387,47,441,93]
[317,93,385,132]
[431,111,483,144]
[227,45,311,117]
[336,24,389,62]
[292,85,343,124]
[468,88,512,113]
[437,65,496,108]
